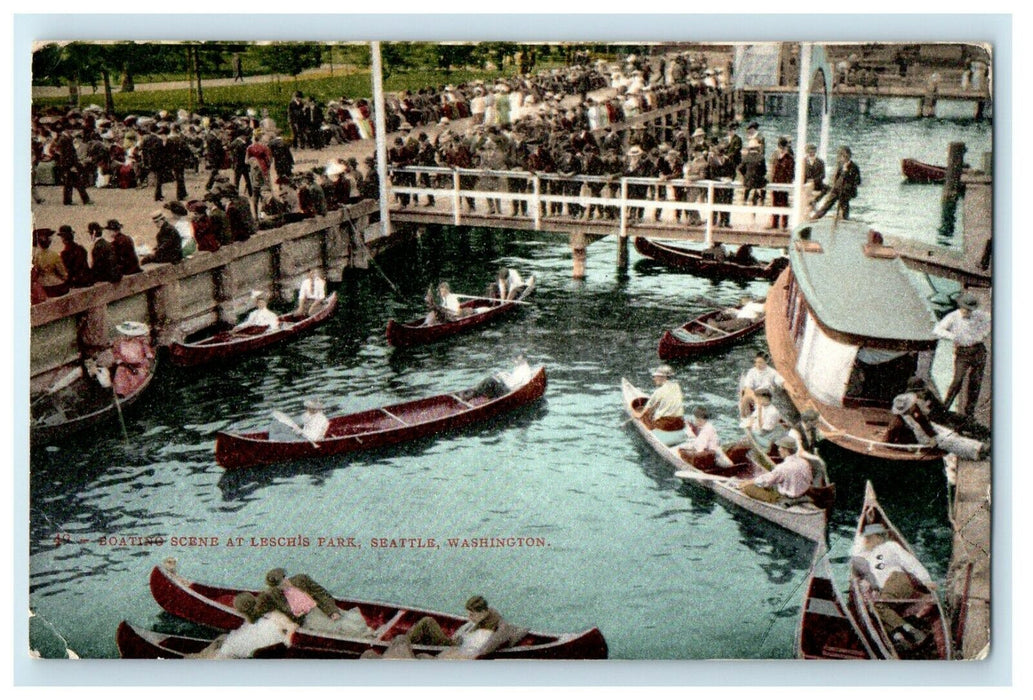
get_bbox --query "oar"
[30,366,83,406]
[674,470,732,483]
[693,320,730,337]
[453,294,533,306]
[271,410,321,448]
[343,214,405,300]
[110,383,130,446]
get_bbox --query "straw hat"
[116,321,149,337]
[650,364,674,378]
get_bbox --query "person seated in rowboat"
[473,354,533,399]
[700,240,727,262]
[487,267,528,301]
[850,522,935,652]
[295,268,327,317]
[740,388,787,455]
[730,244,758,267]
[704,296,767,336]
[635,365,686,446]
[235,292,280,333]
[885,388,988,461]
[424,281,472,324]
[362,595,526,660]
[739,352,784,417]
[259,567,375,638]
[101,321,153,398]
[677,406,733,468]
[268,398,330,442]
[737,436,812,504]
[787,408,823,458]
[187,592,299,659]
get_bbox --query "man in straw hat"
[140,210,183,265]
[634,364,685,446]
[933,292,990,418]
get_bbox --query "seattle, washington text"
[60,534,550,549]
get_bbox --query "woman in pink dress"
[111,321,154,398]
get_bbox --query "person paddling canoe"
[633,365,685,446]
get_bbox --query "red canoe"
[215,366,547,470]
[901,158,946,184]
[635,237,789,281]
[797,544,875,660]
[169,293,338,367]
[386,279,535,348]
[658,309,766,360]
[847,482,952,660]
[146,563,608,659]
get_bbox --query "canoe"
[901,158,946,184]
[215,366,547,470]
[847,481,953,660]
[797,544,875,660]
[386,278,535,348]
[634,237,789,281]
[621,378,828,542]
[146,563,608,659]
[657,309,766,360]
[169,293,338,367]
[115,620,346,659]
[30,357,157,443]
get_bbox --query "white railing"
[387,166,810,242]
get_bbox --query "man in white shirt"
[236,293,280,332]
[296,268,327,316]
[300,398,330,442]
[473,355,533,399]
[739,436,812,503]
[425,281,468,324]
[739,352,784,417]
[933,293,991,417]
[740,388,786,454]
[851,522,935,649]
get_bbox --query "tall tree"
[254,43,323,86]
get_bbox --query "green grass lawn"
[34,64,560,128]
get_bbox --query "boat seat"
[821,643,868,659]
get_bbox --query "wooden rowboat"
[901,158,946,184]
[146,563,608,659]
[215,366,547,470]
[657,309,766,360]
[634,237,789,281]
[621,378,827,542]
[847,482,952,660]
[386,278,535,348]
[30,357,157,443]
[797,544,875,659]
[169,293,338,367]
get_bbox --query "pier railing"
[388,166,810,241]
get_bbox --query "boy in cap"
[738,436,811,503]
[933,293,990,418]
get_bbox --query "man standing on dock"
[934,293,990,419]
[812,146,861,220]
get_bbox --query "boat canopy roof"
[789,220,938,343]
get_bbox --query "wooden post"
[270,245,286,303]
[570,231,587,280]
[149,284,178,346]
[77,304,109,352]
[213,266,238,325]
[939,141,967,237]
[617,230,629,277]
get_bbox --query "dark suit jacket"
[112,232,142,275]
[91,238,122,283]
[831,160,862,200]
[142,223,183,264]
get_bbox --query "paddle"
[110,382,130,446]
[674,470,732,483]
[30,366,83,406]
[453,294,533,306]
[270,410,320,448]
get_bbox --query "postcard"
[26,36,994,670]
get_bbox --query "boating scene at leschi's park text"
[28,40,993,661]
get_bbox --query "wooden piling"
[570,231,587,279]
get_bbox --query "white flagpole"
[371,41,390,238]
[793,42,812,228]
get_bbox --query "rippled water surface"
[29,113,988,659]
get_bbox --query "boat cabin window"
[843,348,921,408]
